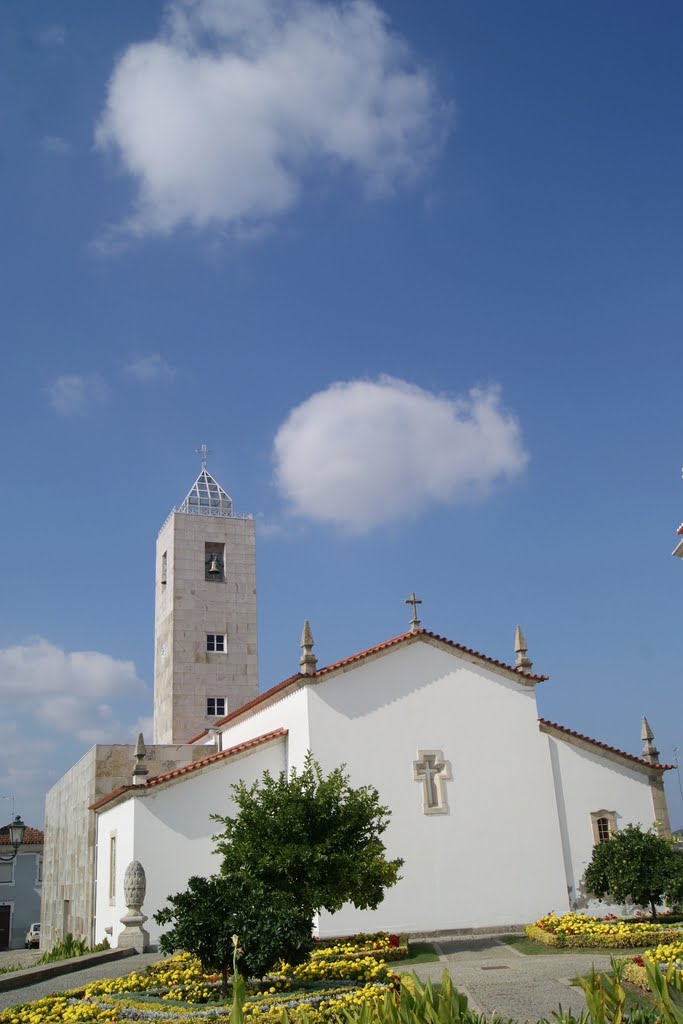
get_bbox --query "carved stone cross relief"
[413,750,451,814]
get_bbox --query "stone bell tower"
[153,449,259,744]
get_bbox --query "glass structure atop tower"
[177,469,233,517]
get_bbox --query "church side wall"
[304,643,571,935]
[546,734,664,914]
[94,737,286,947]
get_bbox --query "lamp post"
[0,815,26,862]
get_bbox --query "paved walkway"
[0,938,615,1021]
[408,935,613,1021]
[0,952,159,1012]
[0,950,41,971]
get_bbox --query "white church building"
[43,462,672,949]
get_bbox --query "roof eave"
[539,718,673,774]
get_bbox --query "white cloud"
[42,135,71,156]
[0,638,144,706]
[45,373,109,416]
[274,377,528,533]
[124,353,176,382]
[95,0,447,238]
[0,639,149,825]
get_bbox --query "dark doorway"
[0,905,10,949]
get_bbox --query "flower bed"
[619,941,683,991]
[526,913,683,949]
[0,933,404,1024]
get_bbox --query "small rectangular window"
[591,810,617,846]
[161,551,167,585]
[596,818,611,843]
[207,697,227,716]
[206,633,226,653]
[0,862,13,884]
[109,835,116,902]
[36,857,43,884]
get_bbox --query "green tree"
[584,823,683,919]
[212,754,403,920]
[154,872,313,993]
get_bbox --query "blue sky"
[1,0,683,834]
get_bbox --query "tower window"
[206,633,226,653]
[205,543,225,581]
[161,551,167,585]
[207,697,227,716]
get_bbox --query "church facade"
[44,463,672,948]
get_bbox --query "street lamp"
[0,815,26,862]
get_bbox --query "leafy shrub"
[155,872,314,991]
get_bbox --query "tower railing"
[158,507,254,532]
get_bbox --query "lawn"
[391,942,439,966]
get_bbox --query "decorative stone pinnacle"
[514,625,533,672]
[405,592,422,633]
[299,620,317,675]
[118,861,149,953]
[641,716,660,764]
[132,733,149,785]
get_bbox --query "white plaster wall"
[95,737,286,947]
[304,639,571,935]
[219,687,311,770]
[546,734,660,915]
[94,800,136,945]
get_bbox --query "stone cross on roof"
[196,444,212,470]
[405,592,422,633]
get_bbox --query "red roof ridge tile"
[145,728,287,788]
[90,785,136,811]
[539,718,674,771]
[185,630,546,743]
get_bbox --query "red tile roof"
[677,523,683,536]
[316,629,548,682]
[0,825,44,845]
[539,718,674,772]
[90,729,288,811]
[187,628,546,743]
